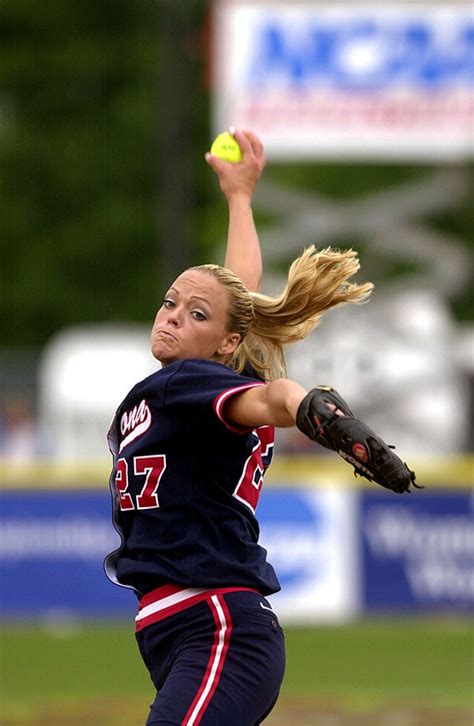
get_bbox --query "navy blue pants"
[135,586,286,726]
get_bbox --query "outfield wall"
[0,457,472,622]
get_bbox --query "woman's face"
[150,269,241,365]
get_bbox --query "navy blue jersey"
[105,359,280,596]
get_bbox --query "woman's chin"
[151,345,178,366]
[151,344,166,363]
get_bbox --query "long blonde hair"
[192,245,373,381]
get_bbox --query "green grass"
[0,621,147,701]
[1,617,473,721]
[283,619,474,708]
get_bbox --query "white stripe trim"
[119,413,151,453]
[135,587,210,622]
[185,594,228,726]
[214,383,264,428]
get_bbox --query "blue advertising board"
[0,490,134,618]
[2,486,471,619]
[359,490,473,612]
[0,487,355,622]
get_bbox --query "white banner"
[258,488,358,623]
[212,1,474,160]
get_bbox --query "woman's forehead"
[170,269,227,303]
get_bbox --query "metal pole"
[157,1,196,288]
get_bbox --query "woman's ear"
[216,332,241,357]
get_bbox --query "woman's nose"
[167,308,180,326]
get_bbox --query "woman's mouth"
[157,330,177,342]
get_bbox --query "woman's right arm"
[205,129,265,292]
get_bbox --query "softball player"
[105,133,373,725]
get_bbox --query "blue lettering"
[330,21,391,90]
[246,16,474,89]
[249,24,313,85]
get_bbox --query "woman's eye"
[163,299,175,309]
[192,311,206,321]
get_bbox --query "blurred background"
[0,1,472,724]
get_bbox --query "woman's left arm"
[224,379,308,429]
[206,129,265,292]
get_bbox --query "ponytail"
[231,246,372,380]
[193,246,373,382]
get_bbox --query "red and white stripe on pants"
[136,584,259,726]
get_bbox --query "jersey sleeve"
[163,359,264,432]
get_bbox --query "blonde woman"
[105,132,411,726]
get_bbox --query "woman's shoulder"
[178,358,235,374]
[179,358,262,383]
[240,361,265,381]
[120,359,261,402]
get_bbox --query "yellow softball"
[210,131,243,163]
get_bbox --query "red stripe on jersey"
[213,383,264,433]
[135,585,257,632]
[182,594,232,726]
[139,583,185,608]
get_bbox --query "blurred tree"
[0,0,208,346]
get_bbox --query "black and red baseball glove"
[296,386,421,494]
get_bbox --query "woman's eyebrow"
[167,287,211,307]
[189,295,211,306]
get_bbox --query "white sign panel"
[212,1,474,160]
[39,325,158,460]
[258,488,358,623]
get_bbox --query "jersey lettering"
[135,455,167,509]
[115,455,167,511]
[115,458,134,511]
[233,426,274,514]
[119,399,152,453]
